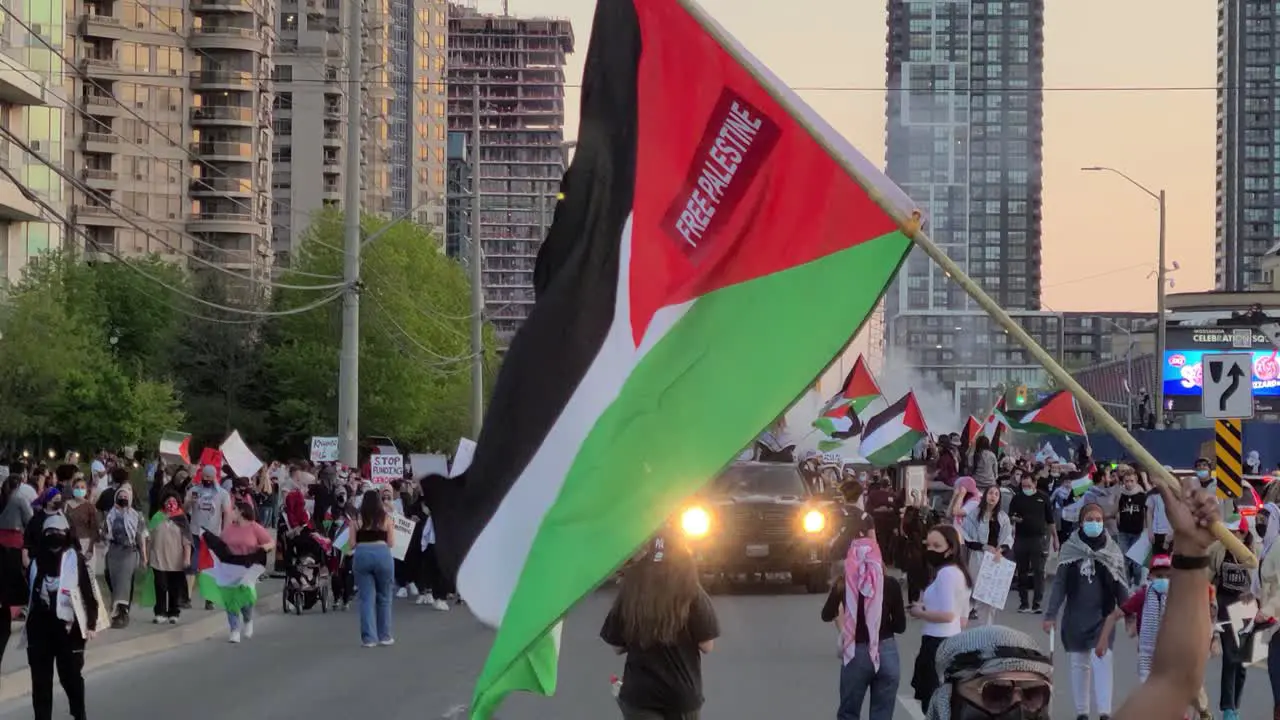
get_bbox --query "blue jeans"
[226,607,252,630]
[839,638,900,720]
[353,543,394,644]
[1117,532,1145,587]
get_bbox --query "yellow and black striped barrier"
[1215,419,1245,500]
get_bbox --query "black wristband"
[1171,554,1210,570]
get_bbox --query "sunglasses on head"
[971,678,1051,714]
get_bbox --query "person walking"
[216,500,274,643]
[24,513,104,720]
[909,525,971,709]
[1115,468,1148,588]
[1009,471,1055,613]
[0,474,32,671]
[186,465,232,610]
[600,535,719,720]
[1208,514,1256,720]
[147,493,191,624]
[63,475,99,564]
[103,485,147,628]
[352,489,396,647]
[821,530,904,720]
[1043,502,1130,720]
[961,485,1012,626]
[1252,502,1280,720]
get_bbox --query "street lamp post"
[1081,166,1168,428]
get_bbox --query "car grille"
[721,505,795,543]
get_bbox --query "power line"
[0,162,346,317]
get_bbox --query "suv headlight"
[802,509,825,534]
[681,506,711,538]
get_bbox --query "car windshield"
[710,465,808,497]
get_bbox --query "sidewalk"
[0,578,284,703]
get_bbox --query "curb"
[0,589,284,704]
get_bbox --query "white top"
[1146,492,1171,535]
[921,565,969,638]
[14,483,36,505]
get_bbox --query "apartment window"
[274,92,292,110]
[274,64,292,82]
[280,13,299,31]
[273,118,291,135]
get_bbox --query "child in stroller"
[283,526,332,614]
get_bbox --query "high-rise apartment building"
[883,0,1047,414]
[63,0,276,287]
[270,0,448,260]
[0,5,58,286]
[445,4,573,344]
[1216,0,1279,291]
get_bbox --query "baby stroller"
[283,527,333,614]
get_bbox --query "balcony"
[190,141,253,160]
[81,168,119,188]
[321,154,341,169]
[79,13,123,39]
[321,181,341,200]
[82,132,120,153]
[305,0,323,17]
[189,70,254,89]
[322,130,342,147]
[187,210,261,234]
[81,92,121,115]
[322,104,342,120]
[190,0,256,11]
[189,25,261,51]
[190,177,254,195]
[73,203,129,227]
[190,105,254,125]
[80,55,119,76]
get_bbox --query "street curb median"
[0,589,284,704]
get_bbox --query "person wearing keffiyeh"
[821,531,905,719]
[925,625,1053,720]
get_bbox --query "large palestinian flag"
[1010,389,1087,436]
[813,355,882,448]
[422,0,919,717]
[196,531,267,613]
[860,392,929,466]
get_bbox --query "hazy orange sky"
[497,0,1218,314]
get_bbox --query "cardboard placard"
[310,436,339,463]
[370,453,404,484]
[389,513,416,561]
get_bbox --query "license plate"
[746,544,769,558]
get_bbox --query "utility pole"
[469,86,484,438]
[337,0,363,467]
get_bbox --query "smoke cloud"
[870,358,963,437]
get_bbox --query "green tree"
[264,210,499,452]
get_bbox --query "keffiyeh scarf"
[840,537,883,669]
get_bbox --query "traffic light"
[1013,384,1028,407]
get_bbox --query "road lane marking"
[898,694,927,720]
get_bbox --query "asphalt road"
[0,581,1270,719]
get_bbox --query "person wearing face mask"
[924,625,1053,720]
[24,512,104,720]
[1008,473,1055,614]
[1192,458,1213,490]
[908,525,972,710]
[24,488,67,566]
[63,477,99,562]
[104,485,147,628]
[1252,503,1280,720]
[1207,514,1257,720]
[1096,555,1177,681]
[1043,503,1129,720]
[185,465,232,610]
[147,492,191,624]
[1115,468,1148,588]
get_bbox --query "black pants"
[332,556,354,604]
[0,604,10,672]
[1014,537,1046,608]
[873,515,897,566]
[417,545,454,597]
[153,570,184,618]
[26,610,87,720]
[911,634,944,706]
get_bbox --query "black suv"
[679,462,835,593]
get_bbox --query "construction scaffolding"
[445,4,574,344]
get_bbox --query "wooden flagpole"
[676,0,1255,566]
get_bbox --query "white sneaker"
[168,617,178,624]
[153,616,163,624]
[407,583,419,596]
[432,599,450,612]
[228,629,241,644]
[379,638,395,646]
[415,594,430,606]
[243,619,254,639]
[395,587,408,599]
[362,641,377,648]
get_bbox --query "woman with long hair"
[1043,502,1129,720]
[601,535,719,720]
[821,526,905,720]
[908,524,971,709]
[353,489,396,647]
[970,435,998,490]
[962,485,1013,627]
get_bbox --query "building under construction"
[445,3,574,344]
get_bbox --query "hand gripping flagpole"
[675,0,1255,567]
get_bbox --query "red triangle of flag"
[197,536,215,573]
[902,392,929,435]
[1028,391,1087,436]
[844,356,881,401]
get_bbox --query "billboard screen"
[1162,349,1280,398]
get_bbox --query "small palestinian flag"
[1011,390,1087,436]
[982,397,1012,443]
[196,531,267,613]
[860,392,929,467]
[159,431,191,465]
[813,355,881,441]
[135,511,170,608]
[959,415,982,449]
[421,0,919,716]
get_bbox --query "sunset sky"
[499,0,1219,314]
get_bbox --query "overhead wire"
[0,162,346,317]
[365,291,474,358]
